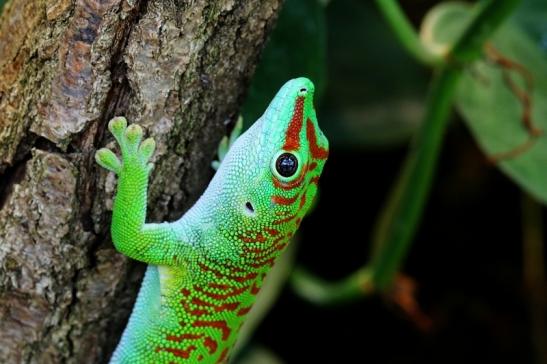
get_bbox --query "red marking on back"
[193,320,231,341]
[181,288,191,296]
[166,333,203,342]
[265,228,280,236]
[283,96,305,151]
[215,302,240,312]
[306,118,328,160]
[272,194,299,206]
[237,306,253,316]
[237,232,267,244]
[191,297,240,312]
[156,346,197,359]
[250,281,261,295]
[198,262,258,283]
[250,256,275,269]
[194,285,249,300]
[216,348,229,363]
[188,308,209,316]
[204,336,218,354]
[208,283,233,290]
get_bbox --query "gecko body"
[95,77,328,363]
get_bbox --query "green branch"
[374,0,441,66]
[291,0,522,303]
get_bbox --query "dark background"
[246,0,545,363]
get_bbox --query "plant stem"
[291,0,522,303]
[291,267,372,305]
[375,0,441,66]
[369,66,460,289]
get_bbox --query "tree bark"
[0,0,281,362]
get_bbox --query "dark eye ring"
[275,153,298,178]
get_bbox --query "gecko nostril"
[299,88,307,93]
[245,202,255,214]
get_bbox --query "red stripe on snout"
[283,97,305,151]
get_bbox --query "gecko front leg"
[96,117,190,265]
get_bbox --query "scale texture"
[95,78,329,363]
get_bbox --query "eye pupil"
[276,153,298,177]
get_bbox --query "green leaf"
[513,0,547,54]
[421,2,547,203]
[240,0,327,127]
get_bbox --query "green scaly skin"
[95,78,329,363]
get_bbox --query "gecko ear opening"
[245,202,255,214]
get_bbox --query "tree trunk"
[0,0,281,362]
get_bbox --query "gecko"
[95,77,329,363]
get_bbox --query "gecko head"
[200,77,328,262]
[212,77,329,240]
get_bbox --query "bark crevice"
[0,0,282,362]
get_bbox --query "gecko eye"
[275,153,298,177]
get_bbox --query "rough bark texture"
[0,0,282,362]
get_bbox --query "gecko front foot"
[95,117,156,175]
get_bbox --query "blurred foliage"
[514,0,547,52]
[238,0,547,363]
[240,0,326,128]
[421,2,547,203]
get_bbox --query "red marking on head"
[299,193,306,208]
[193,320,231,341]
[167,333,203,342]
[306,118,328,160]
[237,306,253,316]
[216,348,229,363]
[309,162,317,171]
[198,355,204,361]
[273,213,297,225]
[310,176,320,185]
[283,96,305,151]
[272,194,299,205]
[204,337,218,354]
[272,164,307,191]
[156,346,197,359]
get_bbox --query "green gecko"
[95,77,329,363]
